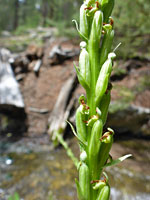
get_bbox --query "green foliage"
[0,0,149,36]
[113,0,150,36]
[8,192,20,200]
[0,0,149,58]
[113,0,150,58]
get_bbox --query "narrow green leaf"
[13,193,20,200]
[55,131,79,168]
[66,120,87,147]
[8,197,13,200]
[103,154,132,168]
[72,20,88,42]
[8,193,20,200]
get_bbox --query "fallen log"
[33,59,42,76]
[49,45,79,65]
[48,74,78,144]
[28,107,49,114]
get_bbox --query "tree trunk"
[13,0,19,30]
[41,0,49,26]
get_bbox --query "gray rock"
[107,103,150,138]
[0,48,24,108]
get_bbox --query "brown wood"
[48,74,78,141]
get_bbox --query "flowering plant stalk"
[68,0,132,199]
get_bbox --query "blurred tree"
[0,0,149,46]
[13,0,19,30]
[41,0,49,26]
[113,0,150,36]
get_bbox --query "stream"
[0,136,150,200]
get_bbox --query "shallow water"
[0,137,150,200]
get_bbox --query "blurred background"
[0,0,150,199]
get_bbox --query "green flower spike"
[69,1,132,199]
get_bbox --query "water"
[0,137,150,200]
[111,188,150,200]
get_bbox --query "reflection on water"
[0,138,150,200]
[111,187,150,200]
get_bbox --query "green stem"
[55,131,79,168]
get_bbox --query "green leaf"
[8,192,20,200]
[14,193,20,200]
[103,154,132,168]
[66,120,87,148]
[72,20,88,42]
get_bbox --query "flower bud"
[80,151,87,162]
[86,7,98,17]
[87,115,98,127]
[98,133,114,171]
[80,4,90,39]
[79,42,91,86]
[95,52,116,105]
[88,10,103,80]
[96,185,110,200]
[89,10,103,48]
[79,163,90,200]
[93,180,106,190]
[95,73,109,106]
[88,119,103,179]
[99,24,114,69]
[103,134,112,143]
[76,106,87,143]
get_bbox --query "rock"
[111,59,145,82]
[1,31,11,37]
[0,48,27,136]
[0,48,24,109]
[0,112,27,137]
[107,103,150,138]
